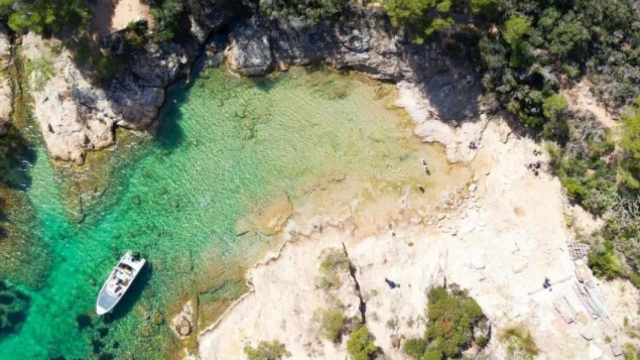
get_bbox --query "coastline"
[194,82,639,360]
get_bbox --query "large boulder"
[22,31,195,164]
[224,23,274,76]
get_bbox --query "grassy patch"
[499,326,539,360]
[317,248,352,290]
[24,57,54,91]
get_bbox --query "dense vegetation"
[404,285,487,360]
[0,0,89,34]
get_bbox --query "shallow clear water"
[0,67,440,359]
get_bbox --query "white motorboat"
[96,250,146,315]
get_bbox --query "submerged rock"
[0,281,30,338]
[172,300,195,339]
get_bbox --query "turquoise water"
[0,67,439,359]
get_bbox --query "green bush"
[403,338,429,359]
[347,325,377,360]
[503,15,531,47]
[542,94,569,119]
[4,0,89,35]
[316,309,345,342]
[620,99,640,190]
[588,241,621,279]
[243,340,290,360]
[403,285,486,360]
[382,0,453,43]
[422,351,441,360]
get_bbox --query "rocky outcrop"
[22,0,240,164]
[0,26,12,135]
[23,33,122,164]
[220,13,480,120]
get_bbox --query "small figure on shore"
[469,141,477,150]
[526,161,542,176]
[543,277,552,292]
[421,158,430,175]
[385,278,400,289]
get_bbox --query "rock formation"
[0,26,12,135]
[220,13,480,120]
[18,0,240,164]
[172,301,195,339]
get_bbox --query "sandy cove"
[191,82,640,360]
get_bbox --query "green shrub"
[347,325,377,360]
[425,286,485,358]
[422,351,441,360]
[503,15,531,47]
[243,340,290,360]
[4,0,89,35]
[542,94,569,119]
[403,285,486,360]
[499,326,539,360]
[316,309,345,342]
[382,0,454,43]
[620,99,640,190]
[403,338,429,359]
[588,241,621,279]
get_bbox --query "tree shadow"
[102,262,152,323]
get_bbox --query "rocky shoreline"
[1,1,483,165]
[194,102,639,360]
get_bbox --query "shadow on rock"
[404,33,482,122]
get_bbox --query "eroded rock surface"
[0,26,12,135]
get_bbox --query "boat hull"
[96,251,146,315]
